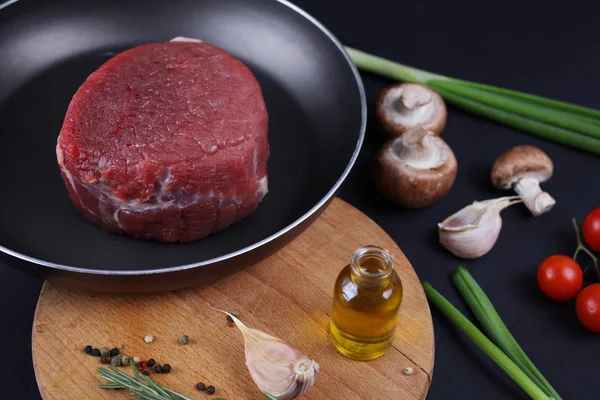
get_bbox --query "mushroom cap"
[376,83,447,138]
[491,145,553,189]
[373,129,457,208]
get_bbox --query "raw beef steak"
[56,40,269,242]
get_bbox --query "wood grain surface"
[32,198,434,399]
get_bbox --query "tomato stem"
[572,218,600,281]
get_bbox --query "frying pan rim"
[0,0,367,275]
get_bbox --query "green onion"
[452,266,561,400]
[422,282,551,400]
[346,47,600,154]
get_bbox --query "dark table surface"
[2,0,600,398]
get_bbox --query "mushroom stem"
[401,126,427,145]
[377,83,447,137]
[393,128,445,169]
[513,177,555,216]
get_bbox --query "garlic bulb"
[221,311,319,399]
[438,196,522,259]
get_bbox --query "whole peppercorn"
[142,371,150,376]
[100,347,111,357]
[195,382,206,391]
[161,364,172,373]
[100,356,109,364]
[136,363,146,372]
[121,355,131,366]
[147,358,156,367]
[84,345,93,354]
[111,355,122,367]
[154,365,162,373]
[133,356,142,365]
[109,348,120,357]
[91,348,101,357]
[178,335,189,345]
[117,344,125,350]
[206,385,216,395]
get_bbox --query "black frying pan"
[0,0,366,292]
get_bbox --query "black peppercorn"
[162,364,172,373]
[206,385,215,395]
[91,348,101,357]
[142,371,150,376]
[100,356,109,364]
[195,382,206,391]
[154,365,162,373]
[147,358,156,367]
[84,345,93,354]
[109,348,120,357]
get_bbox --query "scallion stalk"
[452,266,561,400]
[346,47,600,154]
[422,282,551,400]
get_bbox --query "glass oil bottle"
[330,245,403,360]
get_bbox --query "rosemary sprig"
[346,47,600,155]
[97,363,193,400]
[98,362,271,399]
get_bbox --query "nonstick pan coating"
[0,0,365,292]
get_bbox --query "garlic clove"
[214,308,319,400]
[438,196,521,259]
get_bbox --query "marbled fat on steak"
[56,40,269,242]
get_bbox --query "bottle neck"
[350,245,395,289]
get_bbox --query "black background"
[2,0,600,398]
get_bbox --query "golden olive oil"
[330,245,403,360]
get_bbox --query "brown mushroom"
[491,145,555,216]
[376,83,447,137]
[373,127,457,208]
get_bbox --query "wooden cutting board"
[32,198,434,400]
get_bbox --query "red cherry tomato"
[537,255,583,301]
[576,284,600,333]
[583,208,600,252]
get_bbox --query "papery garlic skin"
[438,197,521,259]
[227,314,319,400]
